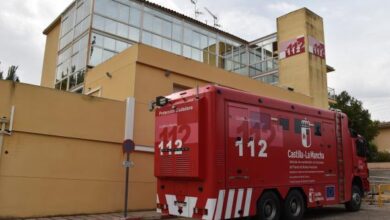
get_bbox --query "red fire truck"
[154,85,369,220]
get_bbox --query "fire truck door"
[322,122,337,181]
[226,103,251,188]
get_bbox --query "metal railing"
[328,87,336,100]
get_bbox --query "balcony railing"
[328,87,336,100]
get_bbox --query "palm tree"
[5,65,20,82]
[0,62,3,80]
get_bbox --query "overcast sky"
[1,0,389,121]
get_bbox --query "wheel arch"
[352,176,364,195]
[256,188,283,205]
[287,187,308,207]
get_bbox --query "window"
[143,13,153,31]
[118,5,129,23]
[314,122,322,136]
[192,32,201,48]
[142,31,152,44]
[294,119,301,133]
[117,23,129,38]
[90,47,103,66]
[130,8,141,27]
[153,17,163,35]
[102,50,115,61]
[279,118,289,131]
[183,45,191,58]
[162,38,172,52]
[172,24,182,41]
[172,41,181,55]
[356,139,367,157]
[104,18,117,34]
[161,20,172,38]
[116,41,128,52]
[104,37,116,51]
[152,34,162,49]
[191,48,202,61]
[93,15,105,30]
[129,27,139,42]
[183,28,192,45]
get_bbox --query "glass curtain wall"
[248,35,279,84]
[55,0,281,92]
[56,0,92,92]
[89,0,252,73]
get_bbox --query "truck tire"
[256,191,281,220]
[345,185,362,212]
[283,190,305,220]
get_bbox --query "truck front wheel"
[345,185,362,211]
[283,190,305,220]
[256,191,281,220]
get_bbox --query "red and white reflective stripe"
[212,188,253,220]
[224,189,235,219]
[243,188,253,216]
[234,189,244,218]
[156,194,162,213]
[202,198,217,220]
[214,190,225,220]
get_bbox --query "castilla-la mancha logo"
[301,119,312,148]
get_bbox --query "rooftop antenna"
[204,7,221,28]
[190,0,203,19]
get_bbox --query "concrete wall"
[374,127,390,152]
[0,81,155,218]
[277,8,329,108]
[41,21,60,88]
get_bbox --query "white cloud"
[0,0,72,85]
[267,2,299,14]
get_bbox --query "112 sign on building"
[279,36,305,59]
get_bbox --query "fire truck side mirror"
[349,128,358,138]
[364,140,370,158]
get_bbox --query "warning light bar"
[156,96,169,107]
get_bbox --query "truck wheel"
[283,190,305,220]
[256,191,281,220]
[345,185,362,212]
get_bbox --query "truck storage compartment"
[155,99,203,179]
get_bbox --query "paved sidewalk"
[23,211,161,220]
[19,203,390,220]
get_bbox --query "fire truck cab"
[154,85,369,220]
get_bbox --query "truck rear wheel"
[282,190,305,220]
[345,185,362,212]
[256,191,281,220]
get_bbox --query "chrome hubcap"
[263,200,276,219]
[353,192,361,204]
[290,198,301,216]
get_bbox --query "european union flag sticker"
[326,185,335,200]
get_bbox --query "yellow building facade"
[373,123,390,152]
[0,0,334,218]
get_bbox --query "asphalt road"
[304,204,390,220]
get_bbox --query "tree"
[330,91,379,142]
[0,62,20,82]
[330,91,383,161]
[0,62,3,80]
[5,65,20,82]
